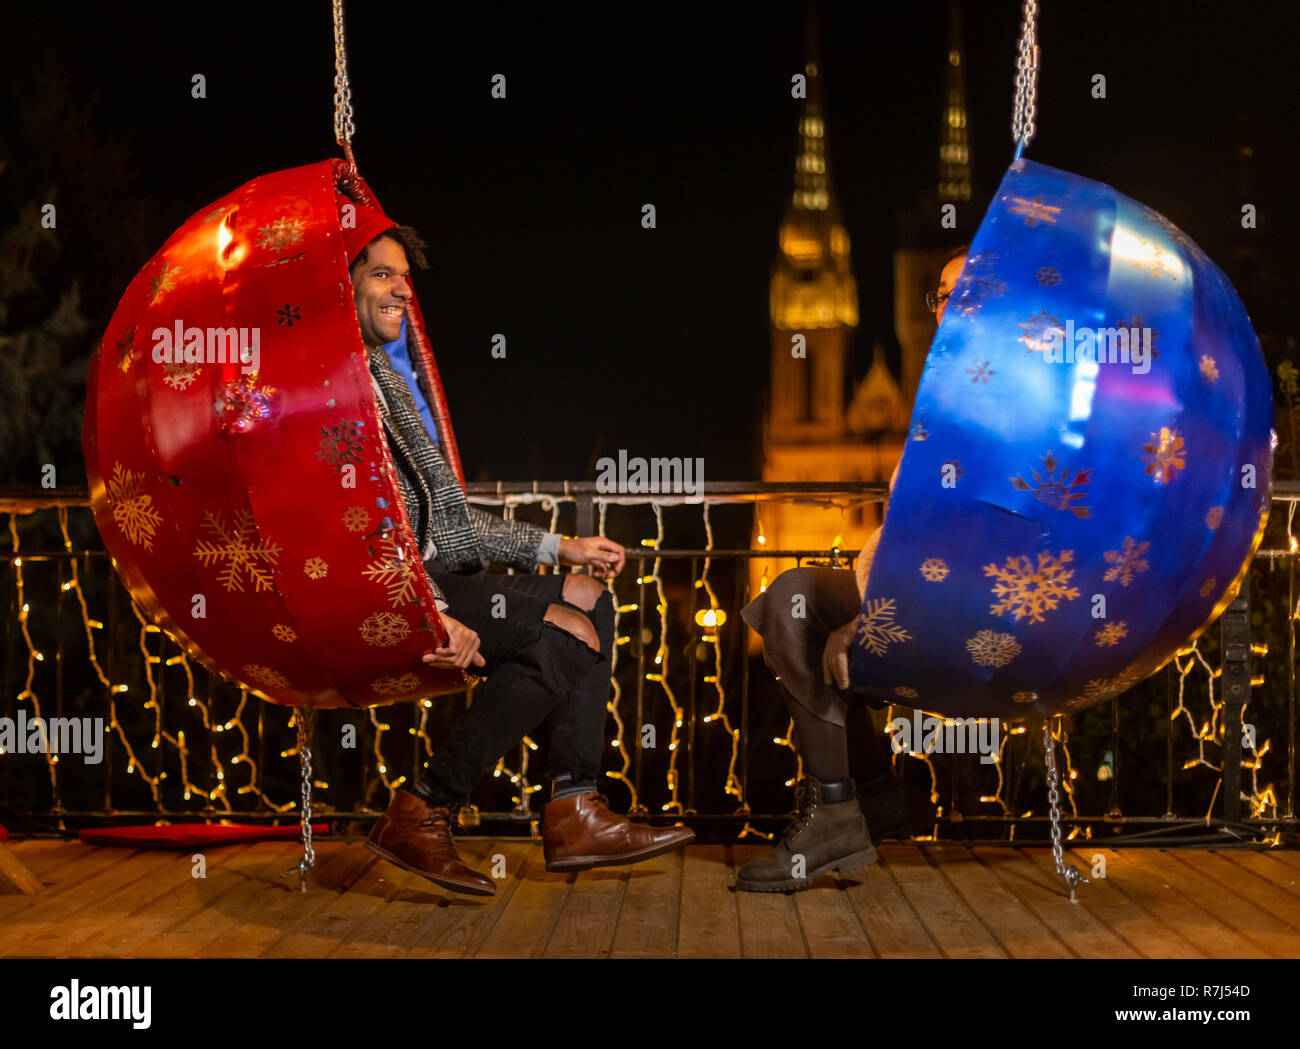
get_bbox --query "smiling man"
[338,195,694,896]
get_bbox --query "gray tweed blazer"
[367,349,545,604]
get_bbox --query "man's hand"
[822,619,858,691]
[422,612,486,670]
[558,536,626,580]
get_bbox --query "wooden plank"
[1263,849,1300,873]
[0,845,112,924]
[975,848,1136,959]
[417,841,538,959]
[1038,847,1204,959]
[839,853,941,958]
[609,848,682,959]
[0,842,47,894]
[794,875,872,958]
[733,845,806,958]
[1121,847,1300,958]
[1170,851,1300,932]
[543,864,629,959]
[198,844,375,957]
[880,844,1004,959]
[1219,850,1300,900]
[474,843,573,958]
[1082,848,1261,958]
[926,845,1069,958]
[0,847,180,956]
[76,844,261,956]
[3,840,87,877]
[132,842,328,957]
[676,845,741,959]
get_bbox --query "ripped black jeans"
[407,567,615,808]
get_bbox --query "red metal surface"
[83,158,466,709]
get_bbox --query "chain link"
[286,707,317,892]
[333,0,355,149]
[1011,0,1040,153]
[1042,718,1087,902]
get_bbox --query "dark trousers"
[411,568,616,806]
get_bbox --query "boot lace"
[783,779,818,841]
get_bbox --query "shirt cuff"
[535,532,562,565]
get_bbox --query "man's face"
[934,254,967,326]
[350,236,411,349]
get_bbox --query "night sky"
[4,0,1297,483]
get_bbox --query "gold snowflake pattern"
[342,507,371,533]
[115,326,136,373]
[967,361,994,383]
[362,536,420,608]
[1008,196,1061,226]
[1113,316,1159,359]
[303,557,329,580]
[893,686,918,700]
[149,263,179,304]
[372,672,423,696]
[1200,577,1216,599]
[107,462,163,550]
[202,205,227,223]
[1205,506,1223,530]
[983,550,1081,624]
[1017,309,1064,354]
[162,360,201,391]
[192,509,282,592]
[956,251,1008,316]
[966,630,1022,668]
[243,663,290,690]
[855,598,912,657]
[256,217,306,255]
[271,624,297,643]
[1011,690,1038,704]
[1126,235,1175,279]
[1068,670,1143,709]
[919,558,950,582]
[1009,450,1092,518]
[360,611,411,647]
[1102,537,1150,587]
[1199,355,1219,383]
[1095,621,1128,647]
[318,422,365,473]
[1142,427,1186,484]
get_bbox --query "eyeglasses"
[925,289,952,313]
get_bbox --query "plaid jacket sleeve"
[466,505,547,573]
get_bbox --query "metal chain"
[332,0,356,150]
[1043,718,1087,902]
[1011,0,1040,153]
[288,708,317,892]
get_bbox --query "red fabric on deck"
[77,823,329,849]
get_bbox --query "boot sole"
[545,829,696,872]
[735,843,878,893]
[364,839,496,897]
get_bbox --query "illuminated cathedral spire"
[938,0,972,202]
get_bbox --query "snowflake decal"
[342,507,371,533]
[149,263,179,303]
[256,217,306,256]
[115,326,136,374]
[1008,196,1061,226]
[967,361,994,383]
[893,686,918,700]
[1199,355,1219,383]
[303,557,329,580]
[983,549,1081,624]
[360,611,411,647]
[1113,316,1160,359]
[362,536,420,608]
[1017,309,1064,354]
[855,598,912,657]
[1011,690,1038,704]
[919,558,949,582]
[277,303,302,327]
[202,205,227,224]
[1094,621,1128,647]
[372,672,423,696]
[1125,234,1175,279]
[271,624,297,643]
[966,630,1022,668]
[318,421,365,472]
[1200,577,1217,599]
[163,360,201,391]
[1102,536,1150,587]
[1035,267,1061,286]
[1205,507,1223,530]
[956,251,1008,316]
[1069,670,1142,709]
[243,663,290,690]
[1009,450,1092,518]
[192,510,282,592]
[1142,427,1186,484]
[107,462,163,550]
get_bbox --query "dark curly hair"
[352,224,429,271]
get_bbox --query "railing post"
[1220,573,1251,823]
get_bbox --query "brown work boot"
[365,789,494,897]
[542,792,695,872]
[736,777,876,893]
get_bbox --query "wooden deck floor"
[2,838,1299,958]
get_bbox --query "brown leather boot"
[365,790,495,897]
[542,792,695,872]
